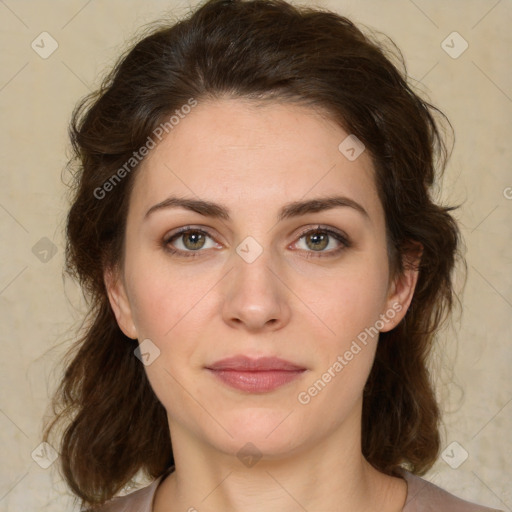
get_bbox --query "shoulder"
[81,470,170,512]
[401,470,504,512]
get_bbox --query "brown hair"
[43,0,462,507]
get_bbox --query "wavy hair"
[43,0,463,507]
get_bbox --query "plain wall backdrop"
[0,0,511,510]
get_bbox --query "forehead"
[129,98,382,222]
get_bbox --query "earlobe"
[104,267,138,340]
[380,244,422,333]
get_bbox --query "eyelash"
[162,225,351,259]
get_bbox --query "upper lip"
[206,356,306,371]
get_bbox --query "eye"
[293,226,351,258]
[163,225,351,259]
[163,227,219,257]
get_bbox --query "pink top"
[88,467,503,511]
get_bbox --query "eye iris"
[306,231,328,251]
[183,231,206,250]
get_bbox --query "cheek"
[126,264,208,417]
[294,263,387,423]
[126,255,210,339]
[125,257,215,395]
[304,256,389,348]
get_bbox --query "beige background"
[0,0,511,510]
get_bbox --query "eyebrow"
[144,195,369,222]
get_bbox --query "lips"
[205,356,307,393]
[206,356,306,372]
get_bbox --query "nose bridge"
[221,235,290,330]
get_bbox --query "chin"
[205,407,309,459]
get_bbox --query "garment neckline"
[150,465,411,511]
[150,465,176,511]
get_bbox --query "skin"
[105,98,420,512]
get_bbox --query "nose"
[221,249,291,333]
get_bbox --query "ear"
[379,242,422,333]
[104,266,138,340]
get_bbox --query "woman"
[43,0,503,510]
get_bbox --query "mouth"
[205,356,307,393]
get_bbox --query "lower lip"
[207,369,305,393]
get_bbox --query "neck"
[153,402,406,512]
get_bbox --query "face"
[105,98,418,460]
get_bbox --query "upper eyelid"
[294,225,349,241]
